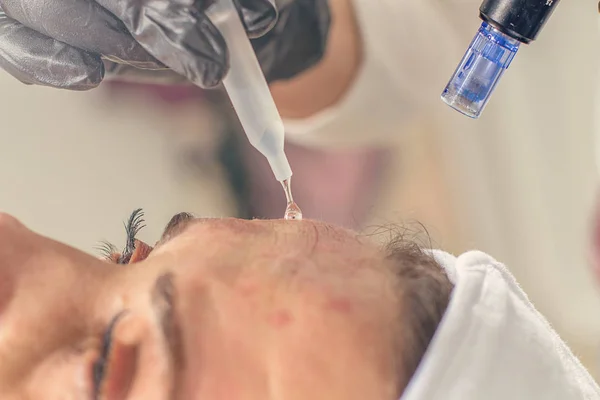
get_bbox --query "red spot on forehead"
[268,310,293,328]
[238,282,259,297]
[327,298,353,314]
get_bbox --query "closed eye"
[93,312,126,397]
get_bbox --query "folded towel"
[401,250,600,400]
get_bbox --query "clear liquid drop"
[284,202,303,220]
[281,178,302,221]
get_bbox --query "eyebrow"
[156,212,195,247]
[150,272,185,395]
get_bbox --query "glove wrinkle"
[0,0,160,67]
[131,4,227,88]
[103,60,188,85]
[0,11,103,90]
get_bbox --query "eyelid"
[128,240,153,264]
[96,330,139,399]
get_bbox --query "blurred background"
[2,0,600,381]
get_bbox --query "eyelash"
[92,313,124,398]
[96,208,146,264]
[96,241,118,262]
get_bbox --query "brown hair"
[382,234,454,394]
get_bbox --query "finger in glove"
[235,0,277,38]
[94,0,228,88]
[0,0,161,69]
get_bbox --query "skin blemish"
[327,298,353,314]
[267,309,293,328]
[238,282,258,298]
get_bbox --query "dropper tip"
[281,177,303,221]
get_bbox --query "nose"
[0,213,22,316]
[0,278,12,319]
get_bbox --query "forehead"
[150,218,391,296]
[152,218,381,269]
[161,218,367,249]
[156,217,398,317]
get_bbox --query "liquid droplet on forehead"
[284,202,303,221]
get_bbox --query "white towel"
[400,250,600,400]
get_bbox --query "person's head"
[0,210,452,399]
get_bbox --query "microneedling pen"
[441,0,561,119]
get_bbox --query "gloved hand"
[0,0,330,90]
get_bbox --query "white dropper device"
[207,0,302,220]
[207,0,292,183]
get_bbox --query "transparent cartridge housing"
[441,22,520,119]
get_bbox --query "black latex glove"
[0,0,330,90]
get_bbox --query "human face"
[0,212,402,400]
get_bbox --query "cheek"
[22,346,96,399]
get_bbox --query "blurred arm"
[273,0,472,148]
[270,0,362,119]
